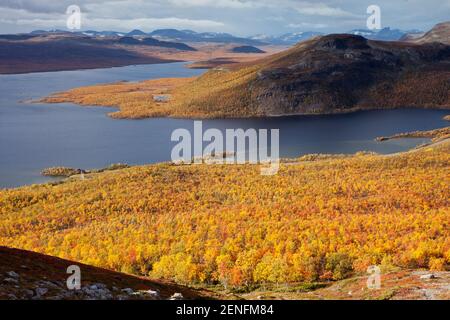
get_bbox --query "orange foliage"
[0,142,449,287]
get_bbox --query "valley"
[0,31,279,75]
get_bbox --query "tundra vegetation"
[376,127,450,142]
[0,140,448,289]
[41,164,130,177]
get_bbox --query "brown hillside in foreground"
[2,247,448,300]
[43,33,450,119]
[0,246,215,300]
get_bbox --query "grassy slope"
[41,78,196,119]
[376,126,450,142]
[0,140,449,289]
[407,21,450,45]
[237,269,450,300]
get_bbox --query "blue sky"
[0,0,449,35]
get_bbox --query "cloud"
[0,0,447,35]
[0,0,119,13]
[84,17,225,30]
[287,22,328,29]
[168,0,256,9]
[293,2,357,17]
[0,2,225,31]
[9,16,224,31]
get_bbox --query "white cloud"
[0,0,447,35]
[11,16,224,31]
[85,17,225,30]
[0,4,225,31]
[293,2,357,17]
[168,0,256,9]
[287,22,328,29]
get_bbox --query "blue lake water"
[0,62,448,188]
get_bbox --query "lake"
[0,62,448,188]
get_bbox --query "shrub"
[326,253,354,280]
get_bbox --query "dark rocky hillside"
[118,36,197,51]
[231,45,266,53]
[0,246,214,300]
[172,33,450,117]
[0,38,172,74]
[250,34,450,115]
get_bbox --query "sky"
[0,0,449,36]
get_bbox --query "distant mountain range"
[251,27,427,45]
[23,27,434,46]
[27,28,266,45]
[250,32,324,45]
[148,29,266,45]
[130,27,428,45]
[347,27,423,41]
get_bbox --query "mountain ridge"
[164,34,450,118]
[149,28,266,45]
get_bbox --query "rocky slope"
[166,33,450,118]
[0,246,214,300]
[241,270,450,300]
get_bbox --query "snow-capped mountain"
[347,27,423,41]
[148,29,265,45]
[250,32,324,45]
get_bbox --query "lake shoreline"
[0,59,183,76]
[376,127,450,143]
[1,63,448,189]
[3,137,447,191]
[39,73,450,120]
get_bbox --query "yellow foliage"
[0,141,449,286]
